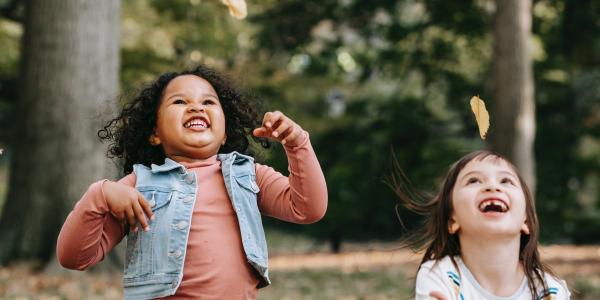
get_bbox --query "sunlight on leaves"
[221,0,247,19]
[470,96,490,139]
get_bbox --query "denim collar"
[150,158,187,173]
[150,152,254,173]
[217,151,255,164]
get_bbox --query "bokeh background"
[0,0,598,299]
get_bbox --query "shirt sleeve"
[415,262,457,300]
[557,279,571,300]
[56,174,136,270]
[547,277,571,300]
[255,130,328,224]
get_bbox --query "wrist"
[284,130,309,149]
[99,179,113,206]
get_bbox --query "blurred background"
[0,0,598,299]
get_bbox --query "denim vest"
[122,152,270,300]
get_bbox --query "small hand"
[429,291,449,300]
[102,180,154,232]
[253,111,303,147]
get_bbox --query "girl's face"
[449,156,530,238]
[151,75,226,161]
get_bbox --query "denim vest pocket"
[124,186,173,282]
[234,174,260,193]
[139,186,172,211]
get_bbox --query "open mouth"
[184,116,209,129]
[478,199,509,213]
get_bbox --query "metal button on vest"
[175,221,187,230]
[148,199,156,207]
[184,174,194,184]
[171,249,182,258]
[183,196,194,203]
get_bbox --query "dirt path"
[270,245,600,277]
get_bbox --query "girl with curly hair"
[391,151,570,300]
[57,65,328,299]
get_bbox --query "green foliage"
[0,0,597,246]
[252,0,600,247]
[532,0,600,242]
[0,19,19,144]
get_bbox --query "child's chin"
[470,224,522,237]
[486,229,523,238]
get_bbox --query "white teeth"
[184,119,207,128]
[478,199,508,212]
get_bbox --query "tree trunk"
[490,0,536,193]
[0,0,120,265]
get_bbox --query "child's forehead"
[163,75,217,95]
[460,155,517,175]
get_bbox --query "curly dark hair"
[98,65,270,174]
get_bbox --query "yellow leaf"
[470,96,490,139]
[221,0,247,19]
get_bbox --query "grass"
[2,262,598,299]
[261,268,414,300]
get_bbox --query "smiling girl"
[56,65,328,299]
[391,151,570,300]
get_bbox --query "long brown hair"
[390,150,554,298]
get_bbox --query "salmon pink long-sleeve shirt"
[57,131,327,299]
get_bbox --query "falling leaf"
[221,0,247,19]
[470,96,490,139]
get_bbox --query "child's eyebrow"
[459,170,518,182]
[166,93,186,100]
[499,170,518,179]
[165,93,219,101]
[459,170,480,180]
[201,93,220,100]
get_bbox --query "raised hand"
[253,111,303,147]
[102,180,154,232]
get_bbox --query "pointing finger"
[125,206,138,232]
[133,200,150,231]
[137,192,154,221]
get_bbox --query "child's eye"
[173,99,185,104]
[467,177,480,184]
[501,178,515,185]
[203,98,217,105]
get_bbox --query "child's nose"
[484,183,502,192]
[187,104,205,112]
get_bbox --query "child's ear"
[521,220,530,235]
[221,135,227,146]
[149,134,161,146]
[448,217,460,234]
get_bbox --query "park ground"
[0,230,599,300]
